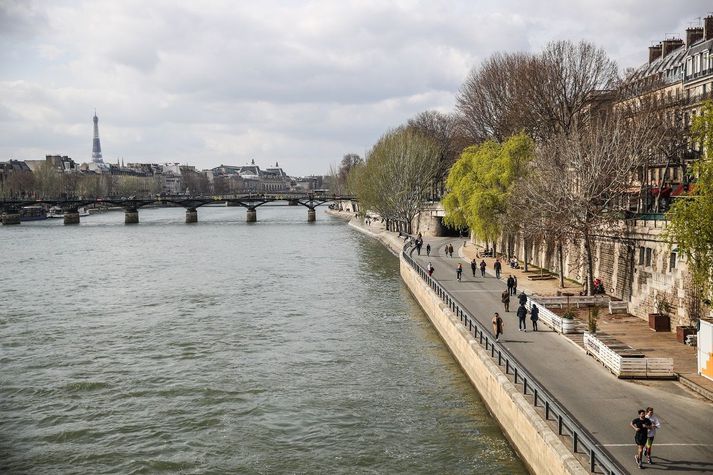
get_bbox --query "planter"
[676,326,696,344]
[562,318,576,334]
[648,313,670,332]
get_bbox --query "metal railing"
[402,241,626,475]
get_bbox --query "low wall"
[400,256,586,475]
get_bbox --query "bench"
[608,300,628,314]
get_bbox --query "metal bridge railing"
[401,242,625,475]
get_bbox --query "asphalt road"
[413,238,713,474]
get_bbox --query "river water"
[0,206,524,474]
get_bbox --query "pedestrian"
[501,290,510,312]
[518,291,528,306]
[456,263,463,281]
[494,259,502,279]
[426,243,431,256]
[530,304,539,331]
[448,243,454,257]
[513,275,518,295]
[416,238,422,255]
[507,275,514,295]
[427,262,434,276]
[480,260,486,277]
[492,312,504,342]
[516,303,527,331]
[644,407,661,465]
[630,409,652,469]
[471,258,477,277]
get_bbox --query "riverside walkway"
[412,237,713,474]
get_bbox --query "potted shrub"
[562,307,576,334]
[648,294,671,332]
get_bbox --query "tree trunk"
[583,230,595,296]
[524,237,529,272]
[558,241,565,288]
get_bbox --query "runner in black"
[630,409,652,469]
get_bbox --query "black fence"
[402,242,626,475]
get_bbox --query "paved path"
[414,238,713,474]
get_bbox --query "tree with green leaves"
[442,133,534,253]
[350,127,440,233]
[667,100,713,303]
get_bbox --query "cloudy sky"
[1,1,710,176]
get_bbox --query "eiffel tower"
[92,110,103,163]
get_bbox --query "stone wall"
[400,257,587,475]
[475,219,702,328]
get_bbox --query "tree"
[351,128,440,233]
[407,110,459,199]
[519,40,618,140]
[442,133,534,252]
[667,100,713,303]
[455,52,533,145]
[524,112,661,294]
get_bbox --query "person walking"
[516,303,527,331]
[518,291,528,306]
[507,275,515,295]
[470,259,477,277]
[530,304,539,331]
[644,407,661,465]
[512,275,518,295]
[492,312,504,342]
[426,243,431,257]
[456,263,463,282]
[501,290,510,312]
[448,243,454,257]
[494,258,502,279]
[427,262,434,277]
[415,238,422,255]
[630,409,652,469]
[480,260,486,277]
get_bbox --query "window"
[639,248,645,266]
[645,248,653,267]
[669,252,677,271]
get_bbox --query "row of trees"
[340,38,707,296]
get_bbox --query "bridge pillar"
[1,213,21,225]
[246,207,257,222]
[125,209,139,224]
[186,208,198,223]
[64,211,80,225]
[307,208,316,222]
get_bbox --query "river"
[0,206,525,474]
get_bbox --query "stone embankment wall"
[476,219,701,327]
[400,257,586,475]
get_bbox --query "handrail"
[401,244,626,475]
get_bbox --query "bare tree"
[520,40,619,139]
[523,111,662,294]
[455,52,533,145]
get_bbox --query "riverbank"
[330,208,588,474]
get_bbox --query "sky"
[1,1,711,176]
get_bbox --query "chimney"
[706,15,713,41]
[661,38,684,58]
[686,27,704,46]
[649,44,662,63]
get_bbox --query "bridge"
[0,193,356,225]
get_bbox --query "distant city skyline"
[1,0,712,175]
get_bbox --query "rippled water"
[0,206,524,474]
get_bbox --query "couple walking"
[631,407,662,468]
